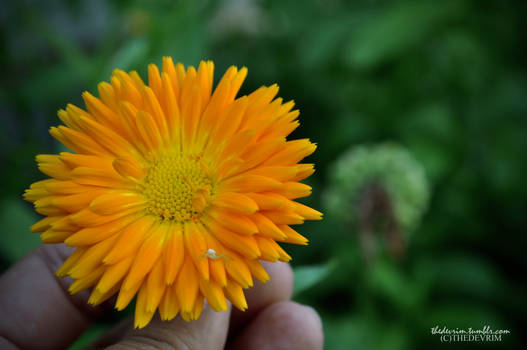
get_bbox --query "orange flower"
[24,58,321,328]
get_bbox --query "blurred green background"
[1,0,526,348]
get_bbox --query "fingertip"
[0,244,114,350]
[293,304,324,349]
[230,301,324,350]
[106,303,232,350]
[260,261,294,299]
[230,261,293,331]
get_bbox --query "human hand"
[0,245,323,350]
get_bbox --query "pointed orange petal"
[134,283,155,329]
[224,281,248,311]
[70,167,133,189]
[56,248,87,277]
[220,129,255,161]
[261,210,304,225]
[276,182,312,199]
[263,139,316,166]
[236,138,286,173]
[207,97,248,147]
[145,258,166,312]
[202,232,227,286]
[135,110,162,151]
[245,259,271,283]
[255,236,280,262]
[245,85,279,118]
[90,192,145,215]
[30,216,60,233]
[161,72,181,144]
[249,213,287,240]
[122,224,166,290]
[113,70,143,108]
[245,192,288,210]
[68,234,119,279]
[159,284,180,321]
[223,254,253,289]
[104,215,155,264]
[50,126,107,156]
[59,152,114,171]
[88,283,120,306]
[244,165,298,182]
[36,154,70,180]
[97,81,118,112]
[293,202,323,220]
[51,190,106,213]
[34,205,68,217]
[40,229,72,243]
[70,207,137,227]
[50,216,78,231]
[175,257,199,314]
[68,265,105,294]
[207,209,258,235]
[184,222,209,281]
[142,86,169,146]
[77,115,137,158]
[113,157,144,181]
[273,241,292,262]
[96,255,134,294]
[65,215,135,246]
[199,279,228,312]
[82,91,121,131]
[292,164,315,181]
[161,57,179,95]
[24,187,50,202]
[117,101,145,151]
[115,279,141,311]
[190,294,205,320]
[147,63,163,101]
[212,192,259,214]
[219,174,282,194]
[277,225,309,245]
[202,215,261,259]
[163,225,184,285]
[44,180,99,195]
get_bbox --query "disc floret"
[142,152,213,222]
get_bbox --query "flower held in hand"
[24,58,321,328]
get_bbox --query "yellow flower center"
[142,152,213,222]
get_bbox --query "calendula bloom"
[24,58,321,328]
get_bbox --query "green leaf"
[432,254,504,300]
[104,37,149,77]
[345,0,465,69]
[0,198,41,262]
[293,260,336,296]
[323,315,375,350]
[425,303,506,330]
[69,324,109,350]
[367,259,412,309]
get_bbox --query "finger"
[95,261,292,349]
[0,244,113,350]
[229,261,293,332]
[229,301,323,350]
[106,304,231,350]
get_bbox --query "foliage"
[1,0,526,348]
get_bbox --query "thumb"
[105,304,231,350]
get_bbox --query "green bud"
[324,142,429,237]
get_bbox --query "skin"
[0,245,324,350]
